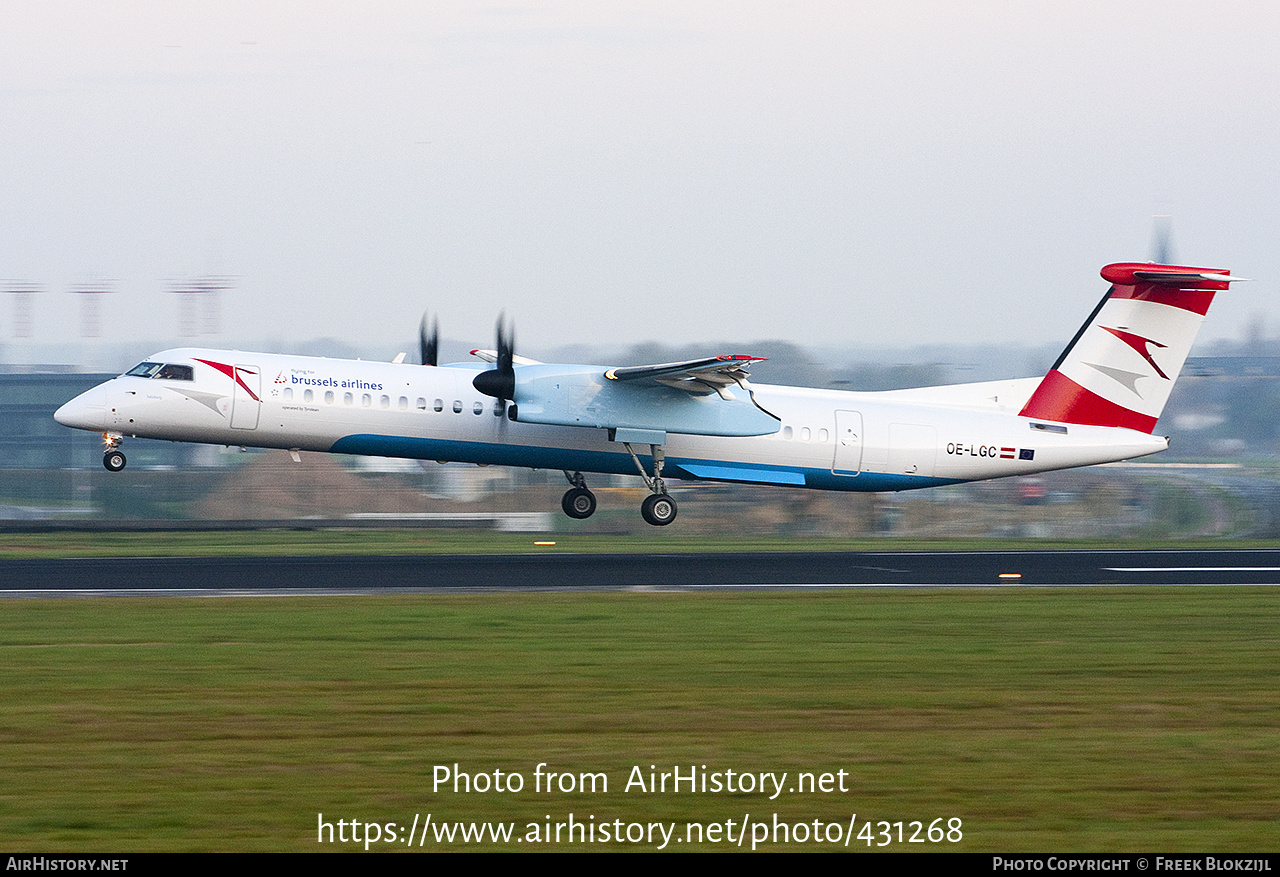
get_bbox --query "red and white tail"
[1019,262,1242,433]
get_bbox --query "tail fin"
[1019,262,1242,433]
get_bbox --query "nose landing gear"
[102,434,126,472]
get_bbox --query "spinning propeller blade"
[419,312,439,367]
[472,312,517,401]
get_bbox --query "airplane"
[54,261,1241,526]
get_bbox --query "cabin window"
[818,428,829,443]
[325,390,335,405]
[343,392,353,406]
[380,394,390,409]
[304,389,313,403]
[472,401,483,415]
[783,426,793,440]
[434,399,444,412]
[283,388,293,401]
[452,400,463,414]
[398,396,408,410]
[156,364,194,381]
[125,362,163,378]
[801,427,811,442]
[416,397,427,410]
[493,400,504,417]
[362,393,372,407]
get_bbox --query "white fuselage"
[55,348,1169,492]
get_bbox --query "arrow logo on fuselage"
[195,359,262,401]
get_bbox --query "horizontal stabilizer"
[1100,262,1247,290]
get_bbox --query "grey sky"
[2,2,1278,356]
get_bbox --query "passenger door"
[832,410,863,476]
[230,364,261,429]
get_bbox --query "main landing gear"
[625,442,677,527]
[102,434,126,472]
[559,452,679,527]
[561,470,597,519]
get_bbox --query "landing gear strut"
[102,434,126,472]
[561,470,597,519]
[624,442,677,526]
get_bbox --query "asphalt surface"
[3,549,1280,595]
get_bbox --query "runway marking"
[1105,567,1280,572]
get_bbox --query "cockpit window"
[125,362,194,381]
[156,364,194,381]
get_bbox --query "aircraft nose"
[54,384,108,431]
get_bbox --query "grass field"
[0,588,1276,851]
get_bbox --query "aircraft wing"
[604,355,765,397]
[502,354,778,437]
[470,349,543,365]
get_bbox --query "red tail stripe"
[1108,284,1216,316]
[1019,369,1158,433]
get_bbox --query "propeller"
[419,312,439,366]
[472,312,516,401]
[1151,215,1175,264]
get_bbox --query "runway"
[3,548,1280,595]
